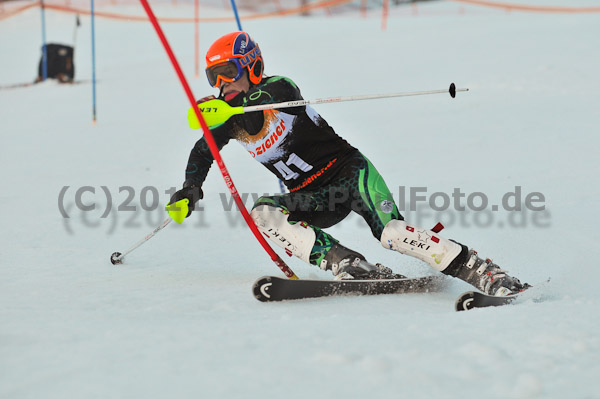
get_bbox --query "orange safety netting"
[0,3,39,21]
[448,0,600,13]
[0,0,356,22]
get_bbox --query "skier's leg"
[345,153,528,295]
[345,154,403,240]
[307,153,403,278]
[250,187,403,279]
[250,194,338,266]
[380,220,529,295]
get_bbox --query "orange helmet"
[205,31,264,88]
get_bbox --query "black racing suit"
[184,76,402,265]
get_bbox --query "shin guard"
[380,219,462,272]
[250,205,316,263]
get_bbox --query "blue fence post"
[40,0,48,81]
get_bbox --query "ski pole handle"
[110,218,172,265]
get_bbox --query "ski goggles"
[206,60,244,88]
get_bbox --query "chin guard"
[188,99,244,129]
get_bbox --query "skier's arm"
[169,95,235,223]
[167,128,230,221]
[184,130,230,188]
[231,76,304,135]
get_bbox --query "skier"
[169,31,529,296]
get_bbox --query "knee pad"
[250,205,316,263]
[380,219,462,272]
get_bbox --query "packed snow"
[1,1,599,398]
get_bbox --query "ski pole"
[188,83,468,129]
[110,218,172,265]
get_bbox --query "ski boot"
[444,244,531,296]
[321,243,406,280]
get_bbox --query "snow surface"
[1,1,600,398]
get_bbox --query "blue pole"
[229,0,243,31]
[91,0,97,122]
[40,0,48,81]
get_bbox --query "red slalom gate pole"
[139,0,298,279]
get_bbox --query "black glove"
[169,183,203,218]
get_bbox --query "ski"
[252,275,445,302]
[456,277,551,311]
[455,291,518,311]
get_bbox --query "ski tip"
[455,291,519,311]
[455,291,475,311]
[253,276,275,302]
[449,83,456,98]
